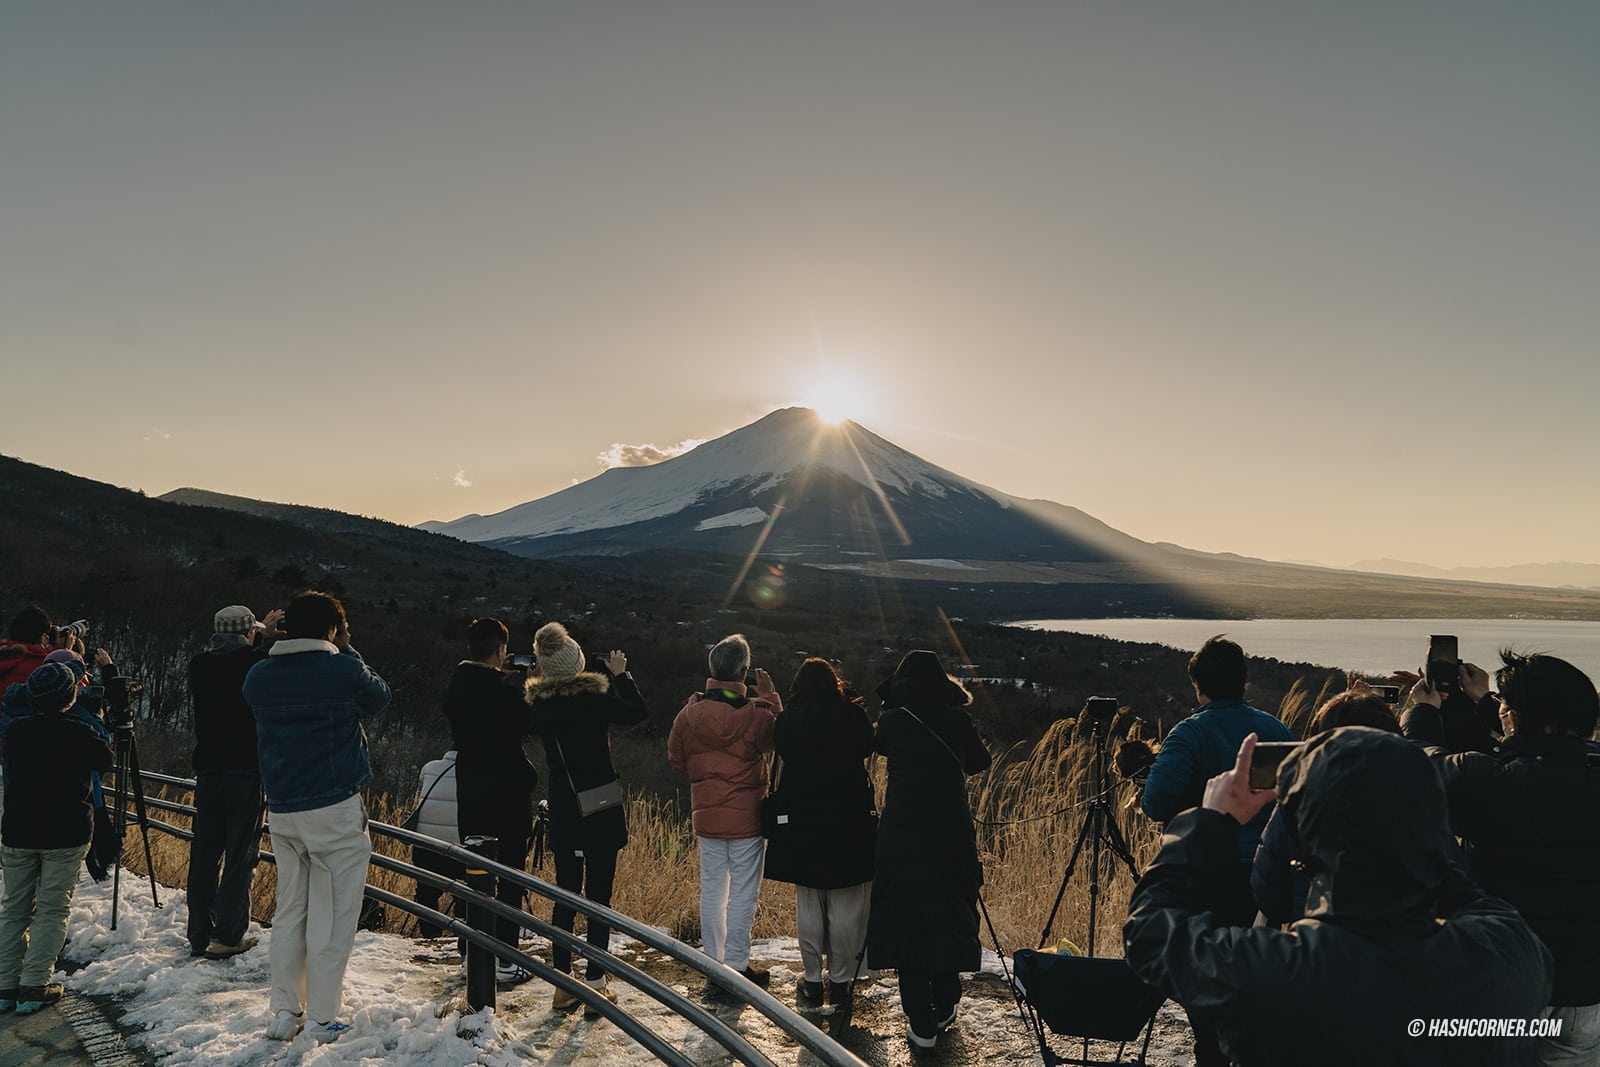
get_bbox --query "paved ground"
[0,989,152,1067]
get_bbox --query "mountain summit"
[422,407,1151,562]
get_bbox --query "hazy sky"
[4,3,1596,569]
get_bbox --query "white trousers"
[795,881,871,984]
[698,836,765,970]
[267,794,371,1023]
[1538,1003,1600,1066]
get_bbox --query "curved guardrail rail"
[112,769,866,1067]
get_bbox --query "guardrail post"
[464,835,499,1013]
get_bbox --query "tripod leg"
[111,735,128,930]
[126,734,162,909]
[1037,810,1095,949]
[1100,805,1142,880]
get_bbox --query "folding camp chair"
[1011,950,1165,1067]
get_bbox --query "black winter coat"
[1403,701,1600,1005]
[866,699,991,972]
[1126,728,1553,1067]
[763,691,876,889]
[1,711,113,849]
[444,662,538,848]
[189,638,267,772]
[529,670,646,855]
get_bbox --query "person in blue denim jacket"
[1137,635,1294,1067]
[243,591,389,1044]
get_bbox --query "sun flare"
[813,399,851,425]
[795,368,877,428]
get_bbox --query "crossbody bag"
[553,730,624,817]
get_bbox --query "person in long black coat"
[763,659,876,1009]
[526,621,646,1010]
[866,650,991,1053]
[443,617,539,979]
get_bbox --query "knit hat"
[214,605,263,635]
[44,648,88,682]
[534,622,585,680]
[27,662,80,712]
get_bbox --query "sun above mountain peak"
[789,367,877,428]
[812,401,850,426]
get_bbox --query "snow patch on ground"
[693,507,768,532]
[41,874,1192,1066]
[900,559,979,570]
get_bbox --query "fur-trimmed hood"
[527,671,610,701]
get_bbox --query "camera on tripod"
[1083,695,1120,734]
[104,675,144,728]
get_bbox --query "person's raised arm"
[667,704,689,777]
[1140,721,1200,823]
[350,657,391,717]
[603,652,648,725]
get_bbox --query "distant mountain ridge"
[1348,558,1600,592]
[422,407,1164,563]
[161,487,463,550]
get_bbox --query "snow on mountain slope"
[425,407,1007,544]
[694,507,769,532]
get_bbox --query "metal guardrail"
[113,769,867,1067]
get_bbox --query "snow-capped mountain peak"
[422,408,1000,544]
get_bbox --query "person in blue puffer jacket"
[243,591,389,1045]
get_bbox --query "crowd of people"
[0,600,1596,1066]
[1123,635,1600,1067]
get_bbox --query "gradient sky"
[4,3,1596,569]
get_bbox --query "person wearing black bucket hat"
[0,662,113,1014]
[866,650,991,1054]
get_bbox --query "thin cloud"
[452,468,473,488]
[597,438,705,469]
[142,428,172,443]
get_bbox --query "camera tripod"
[1036,711,1140,959]
[110,719,161,930]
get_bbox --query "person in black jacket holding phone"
[1403,652,1600,1065]
[866,650,991,1054]
[527,621,646,1012]
[443,617,540,984]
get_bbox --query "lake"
[1014,618,1600,683]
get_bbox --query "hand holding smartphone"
[1426,635,1459,696]
[1249,741,1304,791]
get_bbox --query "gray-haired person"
[668,634,782,987]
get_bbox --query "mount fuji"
[422,407,1160,564]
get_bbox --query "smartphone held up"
[1426,635,1460,696]
[1249,741,1304,792]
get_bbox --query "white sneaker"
[306,1019,350,1043]
[496,962,534,985]
[907,1021,938,1052]
[265,1010,302,1040]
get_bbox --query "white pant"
[796,882,871,984]
[698,836,764,970]
[267,794,371,1023]
[1537,1003,1600,1066]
